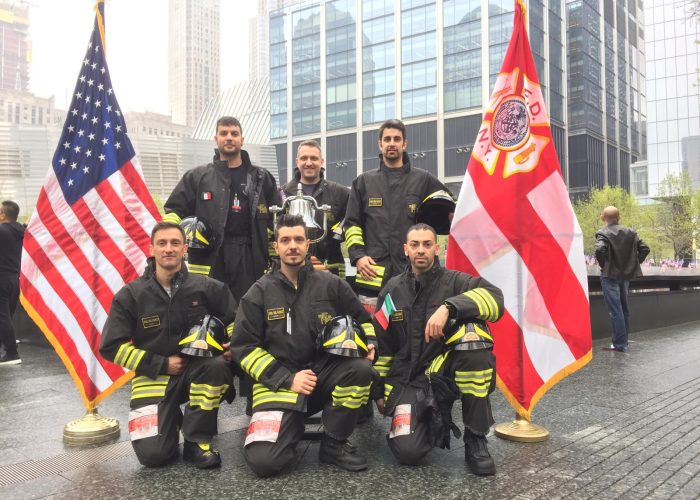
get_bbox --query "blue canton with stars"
[52,5,135,206]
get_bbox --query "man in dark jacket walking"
[0,200,25,365]
[595,206,650,352]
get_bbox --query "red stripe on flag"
[121,160,162,223]
[72,197,140,283]
[95,178,151,256]
[35,190,115,313]
[22,231,125,382]
[19,275,101,401]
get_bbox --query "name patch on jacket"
[368,197,382,207]
[391,310,404,322]
[141,315,161,329]
[257,203,268,214]
[200,191,212,201]
[267,308,286,321]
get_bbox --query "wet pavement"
[1,320,699,499]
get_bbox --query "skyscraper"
[168,0,220,128]
[0,0,30,92]
[268,0,568,190]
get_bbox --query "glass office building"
[269,0,570,191]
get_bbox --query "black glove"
[428,374,462,449]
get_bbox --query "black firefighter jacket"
[231,259,375,411]
[281,169,349,275]
[344,153,450,290]
[594,223,650,280]
[373,260,504,399]
[163,149,281,278]
[99,258,237,379]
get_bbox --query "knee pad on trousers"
[133,440,177,468]
[244,442,295,478]
[387,436,431,466]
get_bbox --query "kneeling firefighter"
[373,223,503,475]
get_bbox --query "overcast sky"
[28,0,258,114]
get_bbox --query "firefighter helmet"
[443,319,493,350]
[180,216,217,252]
[179,315,228,357]
[415,190,455,235]
[319,315,368,358]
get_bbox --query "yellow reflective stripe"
[384,383,393,400]
[472,288,500,321]
[323,330,349,347]
[463,290,488,318]
[162,212,182,224]
[252,383,299,408]
[130,375,169,400]
[179,332,198,345]
[241,347,276,380]
[344,226,365,248]
[114,342,132,365]
[455,369,492,397]
[189,396,222,410]
[189,383,230,410]
[226,323,234,337]
[427,352,449,375]
[331,384,371,408]
[206,333,224,351]
[474,324,493,342]
[361,322,376,338]
[455,369,493,382]
[445,326,466,345]
[354,334,368,352]
[355,266,384,288]
[374,356,393,377]
[187,263,211,275]
[114,343,146,371]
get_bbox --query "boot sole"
[466,459,496,476]
[319,453,368,472]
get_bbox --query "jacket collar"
[144,256,188,292]
[379,151,411,173]
[212,149,253,169]
[270,256,315,289]
[406,256,443,291]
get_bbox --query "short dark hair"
[274,213,307,241]
[150,221,186,244]
[216,116,242,134]
[406,223,437,242]
[379,119,406,141]
[296,139,322,157]
[1,200,19,222]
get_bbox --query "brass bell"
[270,184,331,243]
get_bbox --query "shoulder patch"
[141,315,160,329]
[368,197,383,207]
[267,307,286,321]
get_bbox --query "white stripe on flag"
[109,165,158,232]
[526,171,589,298]
[21,252,118,391]
[43,173,128,295]
[453,172,576,382]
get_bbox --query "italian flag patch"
[375,293,396,330]
[200,191,212,200]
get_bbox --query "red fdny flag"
[446,0,592,419]
[20,1,160,409]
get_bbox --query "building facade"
[0,0,30,92]
[268,0,569,192]
[168,0,220,128]
[631,0,700,199]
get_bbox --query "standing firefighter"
[281,140,349,277]
[100,222,237,468]
[231,214,376,477]
[373,224,504,475]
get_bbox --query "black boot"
[319,434,368,471]
[183,440,221,469]
[464,430,495,476]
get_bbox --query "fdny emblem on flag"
[472,69,550,179]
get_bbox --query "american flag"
[19,2,160,409]
[446,0,591,420]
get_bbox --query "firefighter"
[163,116,280,304]
[373,223,504,475]
[280,139,349,277]
[230,214,376,477]
[344,119,453,311]
[100,221,237,469]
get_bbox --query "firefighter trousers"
[130,355,232,467]
[386,349,495,465]
[244,356,373,477]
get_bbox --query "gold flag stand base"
[494,413,549,443]
[63,408,120,446]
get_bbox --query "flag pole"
[60,0,120,446]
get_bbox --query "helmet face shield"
[443,319,493,350]
[180,216,217,253]
[416,190,455,235]
[180,315,228,357]
[319,315,368,358]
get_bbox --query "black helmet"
[319,315,368,358]
[180,216,217,252]
[443,319,493,350]
[179,315,228,357]
[415,190,455,235]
